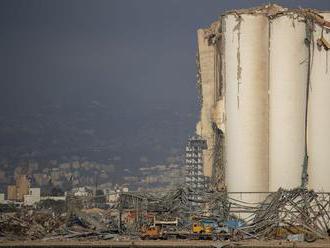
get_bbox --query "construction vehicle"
[190,219,231,240]
[192,222,213,234]
[140,216,178,240]
[140,226,163,240]
[274,225,317,242]
[140,216,231,240]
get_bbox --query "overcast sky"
[1,0,329,114]
[0,0,329,165]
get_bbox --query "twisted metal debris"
[1,187,330,241]
[118,187,330,241]
[241,188,330,240]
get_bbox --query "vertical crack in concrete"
[267,17,271,190]
[234,15,242,109]
[325,28,329,74]
[302,17,313,188]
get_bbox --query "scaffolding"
[184,135,209,205]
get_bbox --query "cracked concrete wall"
[196,24,225,183]
[308,12,330,192]
[196,29,217,178]
[223,14,269,203]
[269,14,308,191]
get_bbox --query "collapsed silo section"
[224,13,269,206]
[308,13,330,192]
[196,29,217,179]
[268,14,308,191]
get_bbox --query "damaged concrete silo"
[223,13,269,204]
[308,12,330,192]
[196,4,330,204]
[268,13,309,191]
[196,22,225,190]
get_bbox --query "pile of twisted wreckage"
[1,187,330,242]
[0,198,122,241]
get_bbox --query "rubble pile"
[1,188,330,242]
[0,207,120,241]
[0,210,66,240]
[243,188,330,241]
[118,187,330,242]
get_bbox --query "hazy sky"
[1,0,329,114]
[0,0,329,166]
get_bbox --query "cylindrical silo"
[308,13,330,192]
[269,14,308,191]
[224,13,269,204]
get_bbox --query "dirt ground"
[1,240,330,248]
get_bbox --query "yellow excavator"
[192,222,213,234]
